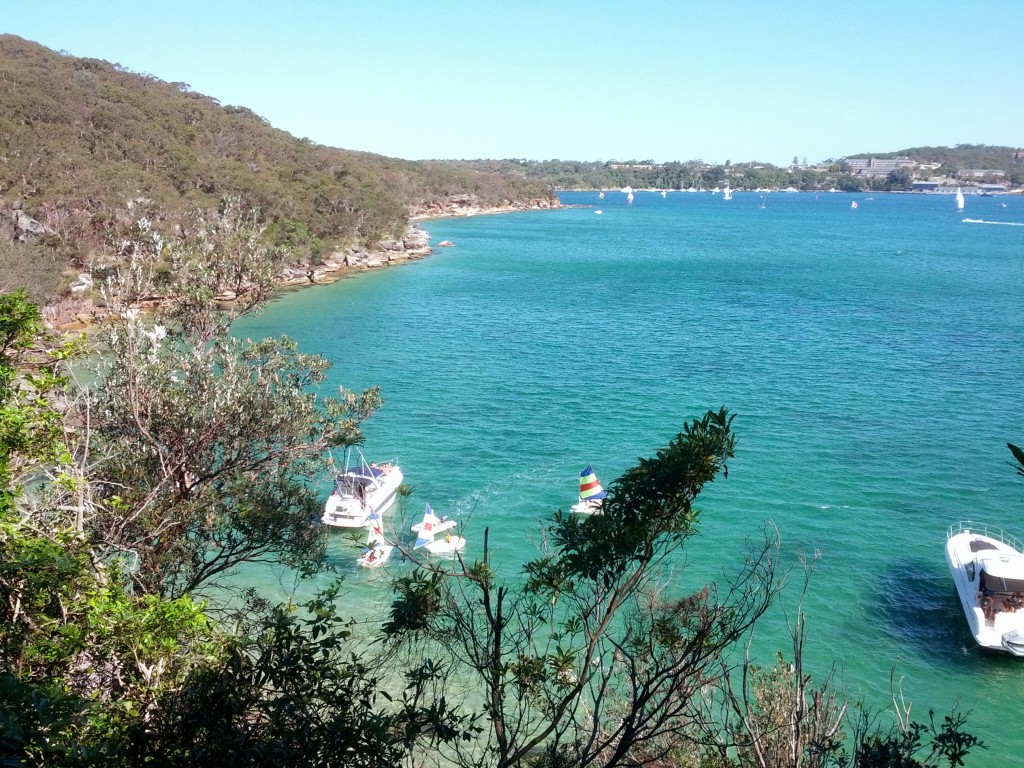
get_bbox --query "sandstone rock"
[16,211,46,238]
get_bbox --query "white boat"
[571,465,607,515]
[322,447,403,528]
[955,187,965,210]
[598,191,605,199]
[626,192,634,205]
[723,186,733,201]
[357,508,393,567]
[660,190,667,198]
[413,503,466,556]
[945,521,1024,655]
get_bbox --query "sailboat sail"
[956,187,965,210]
[367,509,385,546]
[723,186,732,201]
[413,503,438,549]
[578,466,607,504]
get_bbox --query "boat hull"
[321,464,403,528]
[571,499,603,515]
[945,522,1024,656]
[421,536,466,556]
[358,544,394,568]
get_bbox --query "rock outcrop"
[278,223,434,287]
[410,194,559,220]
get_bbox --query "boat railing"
[948,521,1024,553]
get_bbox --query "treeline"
[848,144,1024,175]
[442,143,1024,194]
[0,35,553,303]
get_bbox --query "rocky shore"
[27,194,560,329]
[277,194,559,288]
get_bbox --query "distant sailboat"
[723,186,733,201]
[598,191,605,199]
[851,200,858,209]
[627,192,634,205]
[571,465,607,515]
[661,190,667,198]
[955,187,965,211]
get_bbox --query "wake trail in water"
[962,218,1024,226]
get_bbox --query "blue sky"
[4,1,1022,166]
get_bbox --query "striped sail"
[578,466,607,503]
[414,503,439,549]
[367,509,385,546]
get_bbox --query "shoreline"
[51,197,561,331]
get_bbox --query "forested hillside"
[0,35,554,304]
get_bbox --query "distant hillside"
[846,144,1022,173]
[443,145,1024,193]
[0,35,555,303]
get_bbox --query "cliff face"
[0,35,556,306]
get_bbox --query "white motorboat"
[945,521,1024,656]
[413,503,466,556]
[571,465,607,515]
[357,508,393,568]
[322,447,403,528]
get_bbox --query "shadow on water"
[874,558,1024,674]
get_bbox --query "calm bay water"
[234,190,1024,765]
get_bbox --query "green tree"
[385,408,783,768]
[39,204,382,598]
[115,582,474,767]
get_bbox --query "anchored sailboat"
[357,508,393,567]
[956,187,965,211]
[571,465,607,515]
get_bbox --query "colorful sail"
[578,466,607,503]
[414,503,439,549]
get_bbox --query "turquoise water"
[234,190,1024,764]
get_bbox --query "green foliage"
[0,289,75,516]
[544,407,735,587]
[853,708,982,768]
[0,672,97,767]
[116,583,472,767]
[50,210,383,598]
[386,408,783,768]
[0,34,554,302]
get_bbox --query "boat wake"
[962,218,1024,226]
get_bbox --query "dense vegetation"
[0,35,554,304]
